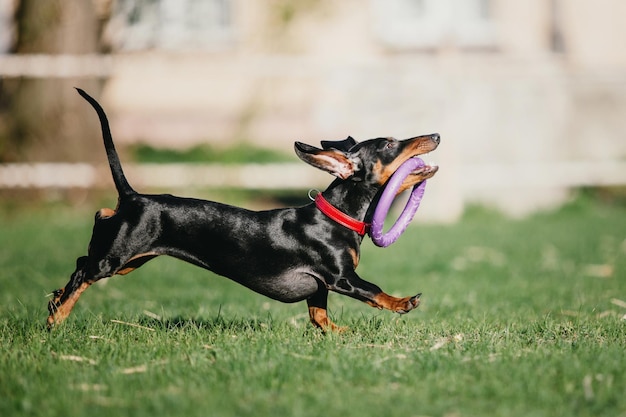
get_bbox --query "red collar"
[314,193,369,236]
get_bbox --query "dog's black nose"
[431,133,440,144]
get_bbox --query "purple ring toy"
[369,157,427,247]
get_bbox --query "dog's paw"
[46,288,64,329]
[396,293,421,314]
[47,289,63,310]
[369,292,422,314]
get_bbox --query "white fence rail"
[0,163,328,190]
[0,54,114,78]
[1,161,624,189]
[2,162,624,221]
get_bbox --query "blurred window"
[371,0,495,50]
[105,0,233,51]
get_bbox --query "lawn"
[0,192,624,417]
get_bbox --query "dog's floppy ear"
[294,141,356,179]
[321,136,358,152]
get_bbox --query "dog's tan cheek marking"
[373,160,392,186]
[377,139,436,186]
[378,163,402,186]
[377,152,413,186]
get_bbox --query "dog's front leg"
[329,271,421,315]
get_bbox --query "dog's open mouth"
[408,156,438,179]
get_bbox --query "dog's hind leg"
[47,252,158,329]
[47,256,95,329]
[47,211,113,329]
[47,207,161,329]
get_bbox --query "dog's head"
[294,134,439,193]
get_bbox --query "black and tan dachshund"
[47,89,439,331]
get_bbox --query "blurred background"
[0,0,625,221]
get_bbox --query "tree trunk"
[0,0,105,162]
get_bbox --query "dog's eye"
[384,141,396,150]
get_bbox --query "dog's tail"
[76,88,135,197]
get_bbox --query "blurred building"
[1,0,625,219]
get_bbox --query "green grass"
[1,193,625,417]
